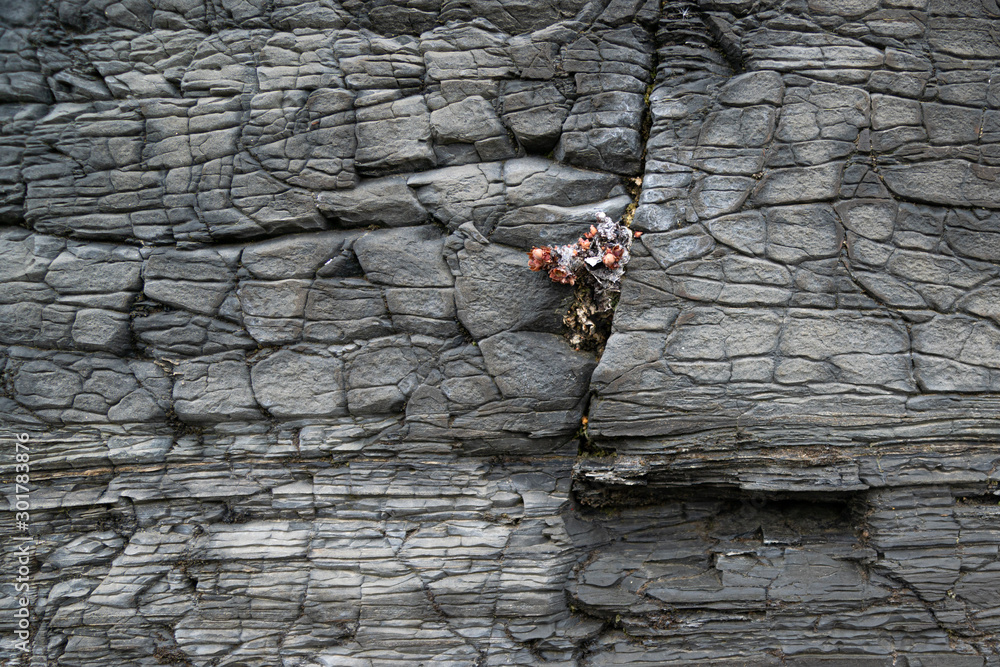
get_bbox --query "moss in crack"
[621,175,643,229]
[577,416,615,457]
[456,319,477,346]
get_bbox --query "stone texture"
[250,349,347,418]
[3,1,1000,666]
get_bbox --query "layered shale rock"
[3,0,1000,665]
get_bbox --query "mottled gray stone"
[385,287,459,336]
[70,309,130,354]
[924,102,981,145]
[765,205,843,263]
[700,106,777,147]
[642,226,716,269]
[301,278,393,343]
[718,70,785,106]
[45,245,142,294]
[144,249,236,316]
[353,225,454,287]
[945,210,1000,262]
[431,95,507,143]
[48,532,125,569]
[453,235,569,339]
[0,229,62,281]
[250,349,347,418]
[502,81,569,152]
[343,335,430,416]
[0,301,46,345]
[238,280,309,321]
[315,177,430,228]
[870,94,922,130]
[959,286,1000,325]
[853,271,927,308]
[408,162,505,231]
[836,200,896,241]
[13,359,83,409]
[883,160,1000,209]
[707,211,767,256]
[504,157,622,208]
[479,331,596,401]
[556,125,644,175]
[780,313,909,359]
[754,162,843,205]
[108,390,167,422]
[355,95,436,174]
[690,175,754,218]
[132,310,255,357]
[242,232,361,279]
[172,352,261,423]
[491,195,632,248]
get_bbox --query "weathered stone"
[301,278,392,342]
[315,177,430,228]
[491,195,632,249]
[237,279,309,344]
[945,211,1000,262]
[882,160,1000,208]
[642,226,716,269]
[870,94,922,130]
[690,175,754,218]
[353,225,454,287]
[707,211,767,256]
[172,352,261,423]
[718,70,786,106]
[144,249,236,316]
[71,309,131,354]
[13,359,83,409]
[408,162,505,231]
[431,95,507,143]
[8,4,1000,666]
[242,232,361,280]
[754,162,843,205]
[250,349,347,418]
[780,313,910,359]
[836,200,896,241]
[478,331,596,401]
[45,245,142,294]
[454,236,569,339]
[354,95,436,174]
[765,205,843,263]
[504,157,622,208]
[502,81,569,152]
[700,106,777,147]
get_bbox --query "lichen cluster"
[527,212,636,352]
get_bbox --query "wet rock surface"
[2,0,1000,665]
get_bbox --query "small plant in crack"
[577,415,615,458]
[527,212,637,353]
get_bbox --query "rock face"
[2,0,1000,665]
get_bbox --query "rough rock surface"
[2,0,1000,665]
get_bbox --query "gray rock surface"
[4,0,1000,665]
